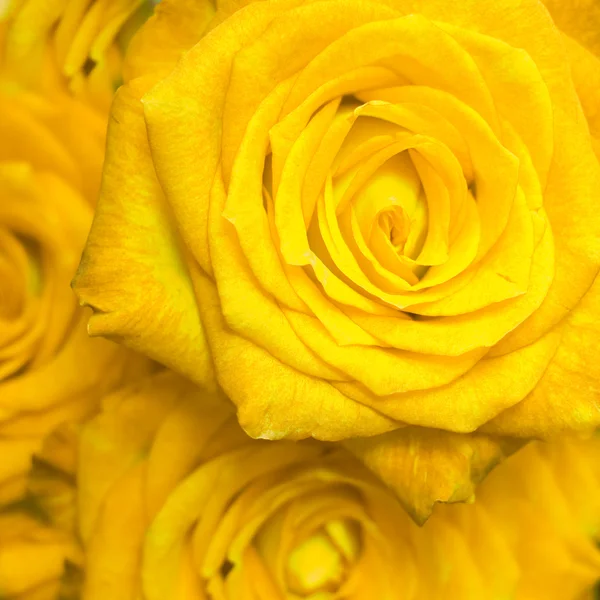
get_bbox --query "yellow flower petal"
[344,427,521,524]
[124,0,215,81]
[560,34,600,160]
[485,272,600,437]
[193,270,398,440]
[73,80,215,390]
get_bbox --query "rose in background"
[0,0,154,507]
[1,0,153,113]
[16,371,600,600]
[73,0,600,518]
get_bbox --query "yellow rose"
[39,371,600,600]
[73,0,600,513]
[0,1,154,506]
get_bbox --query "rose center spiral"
[285,518,361,595]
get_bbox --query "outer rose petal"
[73,80,215,390]
[344,428,522,524]
[485,272,600,437]
[123,0,216,81]
[560,35,600,160]
[193,269,398,440]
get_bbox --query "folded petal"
[73,80,215,389]
[344,427,522,523]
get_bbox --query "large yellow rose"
[73,0,600,513]
[29,371,600,600]
[0,0,154,506]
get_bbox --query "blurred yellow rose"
[32,371,600,600]
[0,0,151,112]
[0,0,154,506]
[73,0,600,508]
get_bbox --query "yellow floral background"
[0,0,599,598]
